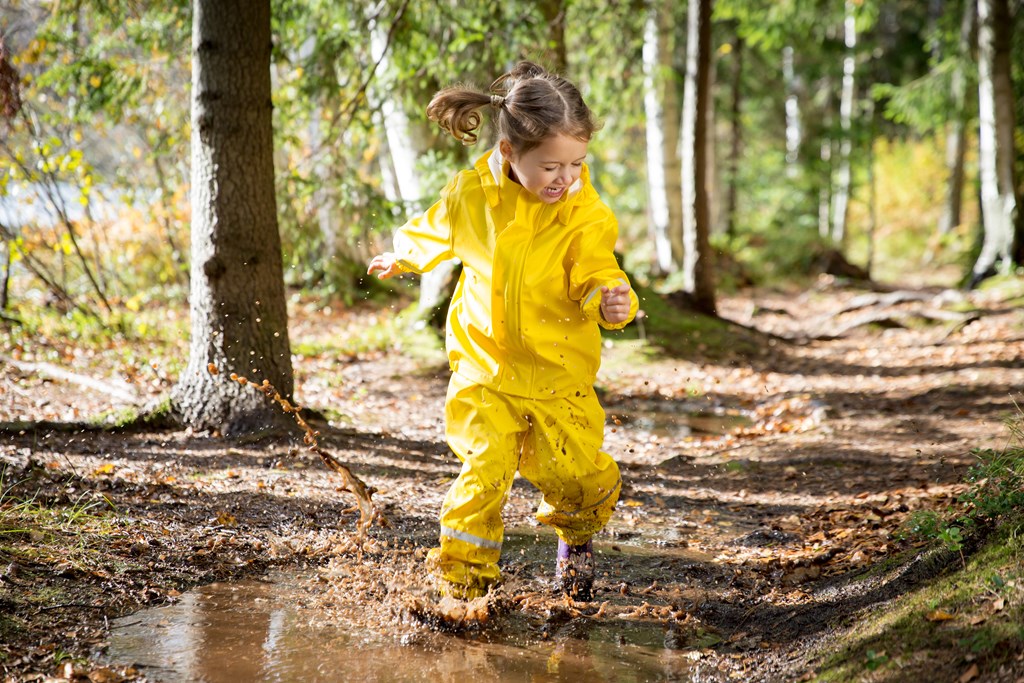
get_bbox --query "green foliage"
[901,407,1024,550]
[293,305,443,363]
[0,0,1005,330]
[1,0,190,321]
[872,49,974,135]
[813,512,1024,682]
[863,649,888,671]
[1,468,114,539]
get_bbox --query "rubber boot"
[555,538,595,601]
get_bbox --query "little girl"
[368,61,638,602]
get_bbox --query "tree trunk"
[368,14,454,317]
[865,100,877,279]
[971,0,1019,282]
[819,135,833,239]
[172,0,294,434]
[705,36,720,236]
[725,32,743,240]
[538,0,568,74]
[782,45,803,177]
[830,0,857,247]
[643,0,683,273]
[680,0,715,315]
[938,0,975,236]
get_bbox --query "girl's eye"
[572,162,583,168]
[544,167,557,172]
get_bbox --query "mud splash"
[107,534,707,682]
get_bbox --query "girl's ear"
[498,139,514,160]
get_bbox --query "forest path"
[1,280,1021,681]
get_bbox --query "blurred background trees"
[1,0,1021,329]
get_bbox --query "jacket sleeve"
[392,177,457,274]
[567,210,639,330]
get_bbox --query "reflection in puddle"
[108,540,702,682]
[607,401,753,442]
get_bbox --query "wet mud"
[3,285,1023,681]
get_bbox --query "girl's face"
[501,134,588,204]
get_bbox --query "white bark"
[830,1,856,246]
[679,0,715,313]
[819,134,832,240]
[972,0,1018,279]
[782,46,802,176]
[643,1,682,272]
[369,15,456,313]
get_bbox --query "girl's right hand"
[367,252,403,279]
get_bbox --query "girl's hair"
[426,61,599,153]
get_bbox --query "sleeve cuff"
[581,278,638,330]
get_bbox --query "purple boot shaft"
[555,539,595,601]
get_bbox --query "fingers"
[602,284,631,304]
[367,254,398,279]
[600,284,632,323]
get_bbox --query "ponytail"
[426,87,492,146]
[426,61,599,153]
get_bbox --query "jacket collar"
[475,147,594,225]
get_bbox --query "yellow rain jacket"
[394,148,639,397]
[392,148,638,597]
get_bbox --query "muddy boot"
[555,539,595,601]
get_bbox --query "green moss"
[809,516,1024,682]
[90,395,177,431]
[608,283,767,359]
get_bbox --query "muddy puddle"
[108,532,705,682]
[606,399,753,442]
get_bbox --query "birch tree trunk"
[819,125,833,239]
[938,0,974,236]
[369,14,456,319]
[830,0,857,247]
[643,0,683,273]
[172,0,294,434]
[680,0,716,314]
[970,0,1019,283]
[782,45,803,178]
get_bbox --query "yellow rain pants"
[428,373,621,597]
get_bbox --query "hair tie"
[490,94,505,110]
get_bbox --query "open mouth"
[543,186,565,199]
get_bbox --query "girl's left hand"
[600,283,632,323]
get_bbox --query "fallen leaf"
[958,663,979,682]
[926,609,955,622]
[216,511,238,526]
[87,667,122,683]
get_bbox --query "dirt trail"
[1,282,1021,681]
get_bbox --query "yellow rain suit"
[392,148,639,597]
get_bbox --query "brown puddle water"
[607,401,753,442]
[108,537,704,682]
